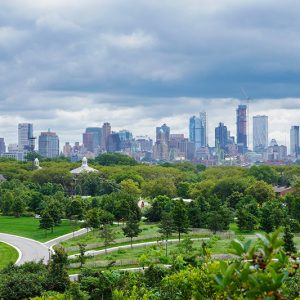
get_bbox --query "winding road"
[0,233,50,265]
[0,228,88,265]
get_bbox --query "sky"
[0,0,300,149]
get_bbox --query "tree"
[245,180,275,205]
[11,197,25,217]
[144,195,173,222]
[100,224,116,254]
[283,225,297,253]
[248,165,279,184]
[143,177,177,198]
[237,208,259,231]
[159,212,175,256]
[172,199,189,241]
[39,211,54,235]
[1,191,13,215]
[122,216,142,248]
[46,200,63,226]
[95,152,138,166]
[78,243,87,268]
[46,246,70,292]
[85,208,100,230]
[120,179,141,197]
[66,197,84,220]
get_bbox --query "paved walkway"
[44,228,89,249]
[0,233,50,265]
[69,238,209,259]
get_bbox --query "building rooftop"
[70,157,98,175]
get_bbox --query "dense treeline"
[0,155,300,234]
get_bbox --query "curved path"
[0,233,50,265]
[69,237,209,259]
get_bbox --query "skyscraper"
[38,130,59,158]
[290,126,299,157]
[253,115,268,152]
[101,123,111,151]
[236,105,247,153]
[215,122,228,151]
[189,112,207,150]
[18,123,35,151]
[156,123,170,143]
[86,127,102,152]
[0,138,6,154]
[83,132,94,152]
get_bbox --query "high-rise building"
[136,136,153,152]
[63,142,72,157]
[253,115,268,152]
[156,123,170,143]
[86,127,102,152]
[236,105,247,153]
[199,111,207,147]
[189,112,207,150]
[0,138,6,154]
[101,123,111,151]
[38,130,59,158]
[118,130,133,141]
[18,123,35,151]
[107,133,121,152]
[215,122,228,151]
[290,125,299,157]
[83,132,94,152]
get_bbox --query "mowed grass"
[0,242,18,269]
[0,216,80,242]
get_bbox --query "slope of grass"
[0,216,80,242]
[0,242,18,269]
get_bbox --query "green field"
[0,216,80,242]
[0,242,18,269]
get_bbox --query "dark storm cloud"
[0,0,300,145]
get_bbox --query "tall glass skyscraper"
[236,105,247,153]
[253,115,268,152]
[85,127,102,152]
[189,112,207,150]
[290,126,299,157]
[215,122,228,151]
[38,130,59,158]
[18,123,35,151]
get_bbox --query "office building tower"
[63,142,72,157]
[83,132,94,152]
[156,123,170,143]
[118,130,133,141]
[199,111,207,147]
[290,126,300,157]
[101,123,111,151]
[236,105,247,153]
[0,138,6,154]
[253,115,268,152]
[86,127,102,152]
[107,133,121,152]
[215,122,228,151]
[18,123,35,151]
[136,136,153,152]
[38,130,59,158]
[189,112,207,150]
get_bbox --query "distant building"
[236,105,247,153]
[189,112,207,150]
[154,124,170,161]
[253,115,268,152]
[290,125,299,157]
[215,122,228,151]
[136,136,153,152]
[63,142,72,157]
[169,134,189,160]
[118,130,133,141]
[18,123,35,151]
[101,123,111,151]
[38,130,59,158]
[86,127,102,152]
[107,133,121,152]
[83,132,94,152]
[0,138,6,154]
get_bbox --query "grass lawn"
[0,216,80,242]
[0,242,18,269]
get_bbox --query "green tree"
[85,208,100,230]
[95,152,138,166]
[1,191,13,215]
[245,180,275,205]
[100,224,116,253]
[172,199,189,241]
[237,208,259,231]
[46,246,70,292]
[66,197,84,220]
[78,243,87,268]
[159,212,175,256]
[283,225,297,253]
[248,165,279,184]
[143,177,177,198]
[120,179,141,197]
[11,197,25,217]
[122,216,142,248]
[39,211,54,235]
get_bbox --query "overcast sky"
[1,0,300,149]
